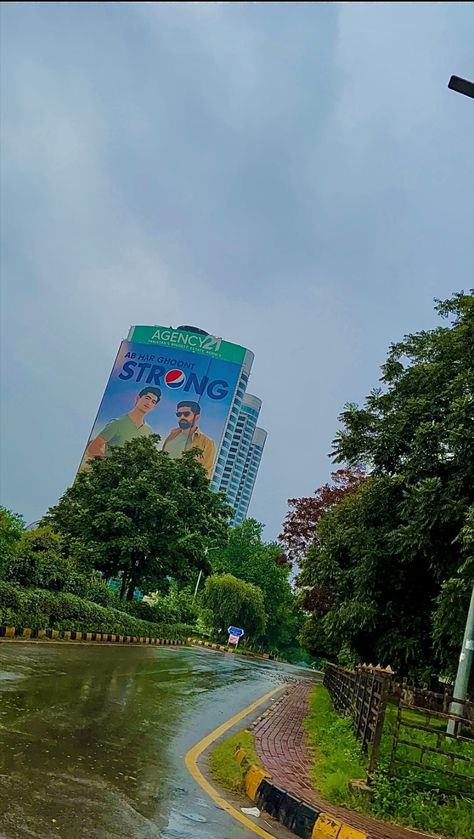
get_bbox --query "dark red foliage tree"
[279,468,366,565]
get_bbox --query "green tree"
[3,524,114,606]
[298,477,438,674]
[0,507,24,575]
[45,437,232,600]
[136,582,199,625]
[334,293,474,485]
[280,468,366,566]
[4,526,70,590]
[211,519,299,652]
[432,505,474,678]
[300,292,474,678]
[202,573,267,640]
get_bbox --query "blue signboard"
[228,626,245,637]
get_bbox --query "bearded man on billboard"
[162,400,216,480]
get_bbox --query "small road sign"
[227,626,245,637]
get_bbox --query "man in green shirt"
[81,387,161,469]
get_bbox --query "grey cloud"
[1,2,472,539]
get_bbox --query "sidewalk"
[250,682,431,839]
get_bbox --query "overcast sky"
[1,2,473,540]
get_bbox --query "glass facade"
[213,393,267,526]
[231,427,267,525]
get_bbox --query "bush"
[4,527,71,590]
[123,598,176,625]
[63,570,116,607]
[140,583,200,625]
[2,525,119,609]
[0,581,193,640]
[202,574,267,640]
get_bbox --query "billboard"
[79,339,243,480]
[127,325,248,365]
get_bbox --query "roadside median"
[208,680,441,839]
[0,624,188,645]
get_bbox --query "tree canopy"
[280,468,366,567]
[201,573,267,640]
[0,507,24,576]
[298,292,474,679]
[210,519,304,655]
[45,436,232,599]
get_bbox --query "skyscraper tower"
[232,427,267,525]
[211,394,267,525]
[80,323,266,525]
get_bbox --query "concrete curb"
[235,747,368,839]
[1,631,267,655]
[0,625,187,645]
[188,637,231,652]
[187,638,275,660]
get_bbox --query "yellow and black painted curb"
[235,748,369,839]
[187,638,274,660]
[0,625,186,646]
[188,637,230,652]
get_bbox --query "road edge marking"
[184,684,283,839]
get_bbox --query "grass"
[304,686,474,839]
[380,700,474,792]
[209,729,262,793]
[304,685,366,804]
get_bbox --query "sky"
[1,2,473,540]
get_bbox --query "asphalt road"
[0,643,313,839]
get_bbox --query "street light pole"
[448,75,474,99]
[193,546,209,600]
[193,569,203,601]
[447,586,474,734]
[446,73,474,734]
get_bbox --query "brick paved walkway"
[251,681,431,839]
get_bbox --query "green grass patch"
[304,686,474,839]
[304,685,366,803]
[368,772,474,839]
[209,729,262,794]
[379,699,474,793]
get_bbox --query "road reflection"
[0,643,312,838]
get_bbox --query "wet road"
[0,643,312,839]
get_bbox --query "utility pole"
[193,546,208,600]
[446,73,474,734]
[447,586,474,734]
[193,569,203,600]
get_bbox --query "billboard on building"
[127,325,247,365]
[79,335,244,480]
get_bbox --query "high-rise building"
[212,394,267,525]
[232,427,267,526]
[79,324,266,523]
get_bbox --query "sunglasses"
[176,411,192,418]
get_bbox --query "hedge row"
[0,581,194,640]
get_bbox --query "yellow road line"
[184,685,283,839]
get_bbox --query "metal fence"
[323,662,393,774]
